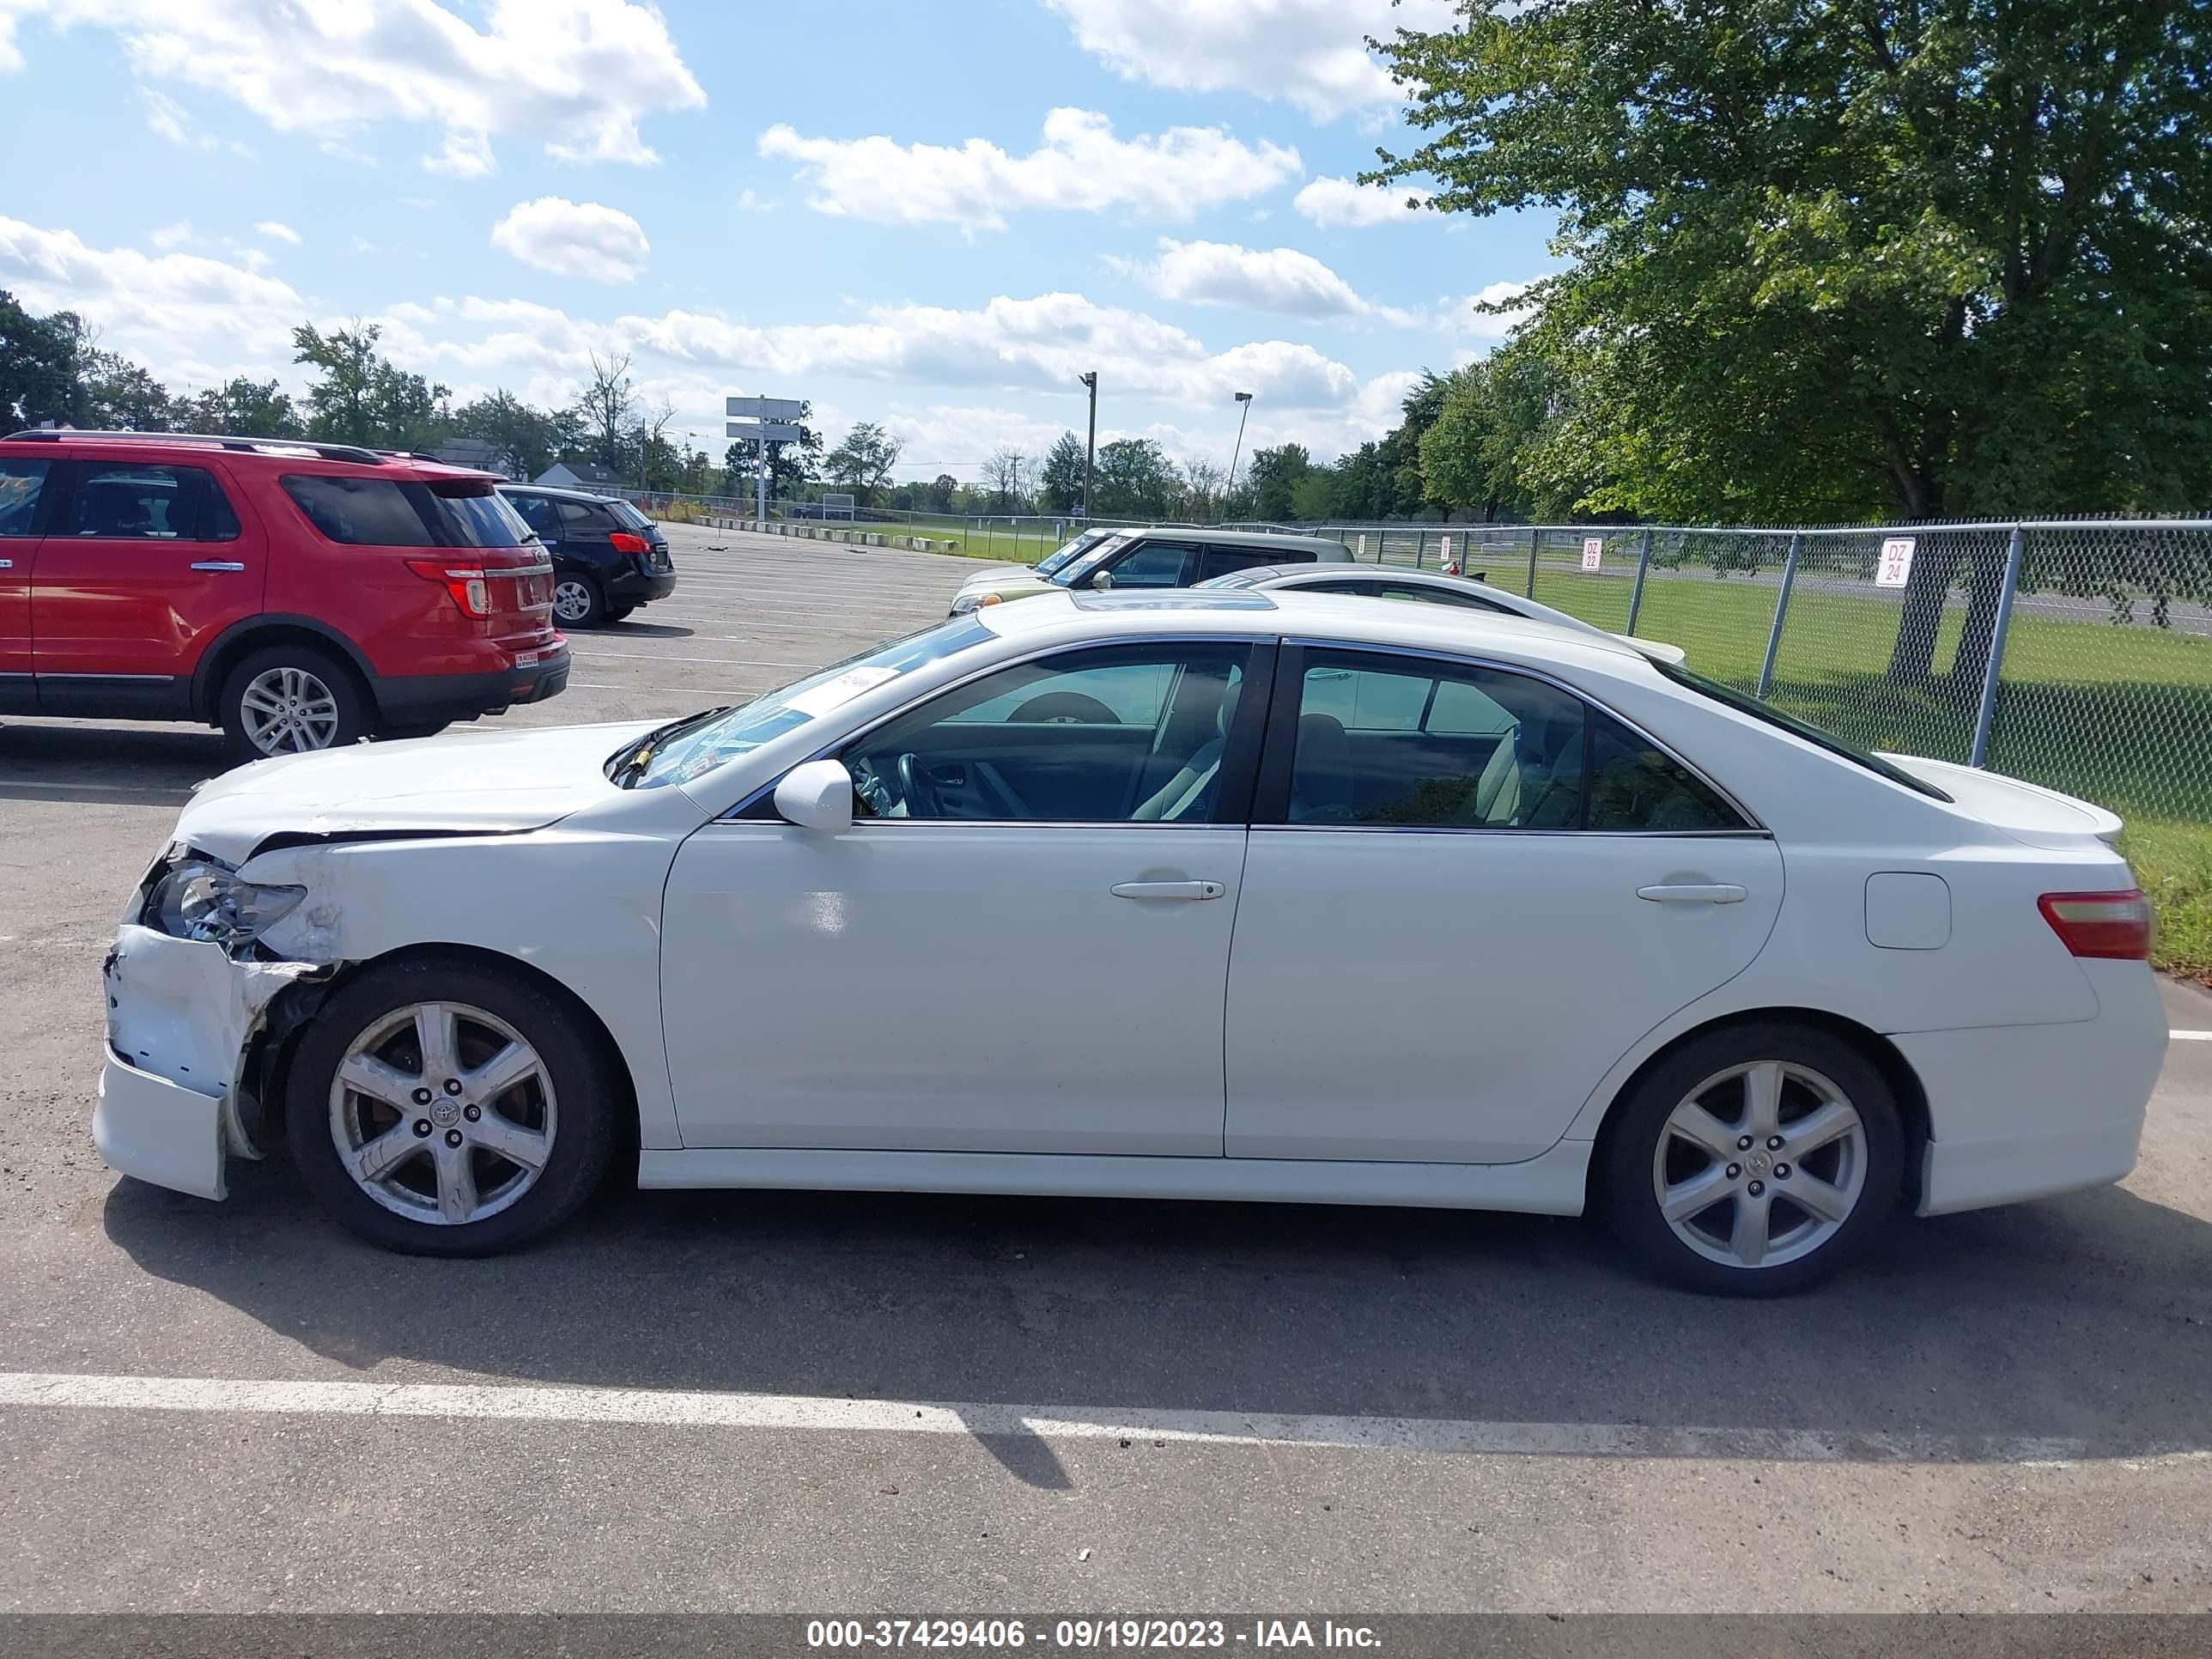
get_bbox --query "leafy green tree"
[448,390,573,480]
[1373,0,2212,683]
[291,321,448,449]
[1243,442,1312,521]
[0,290,82,428]
[1091,437,1180,518]
[182,377,305,439]
[824,420,903,504]
[1037,430,1087,513]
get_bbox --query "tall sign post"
[726,396,806,525]
[1077,371,1097,520]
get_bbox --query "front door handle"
[190,561,246,573]
[1638,883,1748,905]
[1110,879,1225,902]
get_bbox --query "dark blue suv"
[499,483,677,628]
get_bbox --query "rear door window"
[504,494,562,538]
[57,463,240,542]
[1100,540,1194,589]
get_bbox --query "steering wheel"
[1012,691,1120,725]
[896,751,943,817]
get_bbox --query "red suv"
[0,429,568,760]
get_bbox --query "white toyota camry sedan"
[95,590,2166,1293]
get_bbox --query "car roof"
[1117,525,1355,556]
[497,482,623,504]
[975,586,1654,668]
[0,428,495,483]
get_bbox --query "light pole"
[1078,371,1097,519]
[1226,391,1255,520]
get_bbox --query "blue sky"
[0,0,1555,480]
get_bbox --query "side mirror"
[1088,569,1114,591]
[774,758,854,835]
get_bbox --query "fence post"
[1969,526,2027,769]
[1415,532,1428,570]
[1625,528,1654,635]
[1756,532,1802,698]
[1524,529,1540,599]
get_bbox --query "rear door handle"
[189,561,246,573]
[1638,883,1748,904]
[1111,880,1225,902]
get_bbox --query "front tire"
[1601,1022,1903,1295]
[552,574,607,629]
[218,644,369,763]
[285,957,617,1256]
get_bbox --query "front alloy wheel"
[331,1000,557,1227]
[287,958,617,1255]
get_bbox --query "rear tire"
[605,603,639,623]
[217,644,369,763]
[1601,1022,1904,1296]
[553,574,606,629]
[285,957,617,1257]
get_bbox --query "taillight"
[2038,889,2153,960]
[610,532,649,555]
[406,559,491,619]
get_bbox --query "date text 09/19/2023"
[804,1619,1382,1650]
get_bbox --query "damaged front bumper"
[96,926,317,1201]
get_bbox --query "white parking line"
[0,1369,2186,1468]
[2171,1030,2212,1042]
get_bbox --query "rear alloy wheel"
[552,574,606,629]
[218,644,368,763]
[286,958,616,1255]
[1603,1023,1902,1295]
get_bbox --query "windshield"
[619,617,995,788]
[1194,570,1267,590]
[1656,660,1954,802]
[1048,533,1133,587]
[1035,530,1108,577]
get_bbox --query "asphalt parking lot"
[1,522,2209,1617]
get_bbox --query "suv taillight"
[2038,890,2153,960]
[610,532,650,555]
[406,559,491,620]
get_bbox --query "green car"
[948,525,1357,616]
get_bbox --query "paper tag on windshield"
[786,665,900,717]
[1876,538,1916,587]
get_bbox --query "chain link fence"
[1315,519,2212,826]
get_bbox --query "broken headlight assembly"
[143,852,306,946]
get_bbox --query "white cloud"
[1044,0,1458,122]
[1115,237,1418,324]
[1437,278,1538,355]
[758,107,1300,233]
[734,189,775,213]
[0,216,306,388]
[490,198,651,284]
[254,221,301,246]
[0,0,705,175]
[1293,176,1432,229]
[148,221,196,249]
